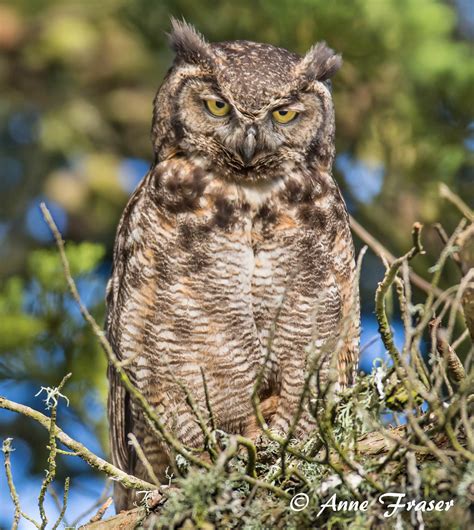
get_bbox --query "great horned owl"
[106,20,359,510]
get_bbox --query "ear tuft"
[168,18,211,64]
[299,42,342,82]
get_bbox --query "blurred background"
[0,0,472,526]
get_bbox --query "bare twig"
[452,328,470,350]
[87,497,113,524]
[2,438,41,529]
[128,433,161,486]
[70,480,112,527]
[433,223,463,269]
[414,219,467,337]
[51,477,70,530]
[350,215,440,296]
[447,268,474,342]
[235,435,258,478]
[375,222,424,365]
[200,367,216,432]
[172,377,219,461]
[2,438,22,530]
[439,183,474,222]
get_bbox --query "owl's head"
[152,20,342,182]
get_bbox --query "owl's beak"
[240,126,257,166]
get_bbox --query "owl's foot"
[243,394,279,440]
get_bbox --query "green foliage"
[0,277,43,349]
[0,275,40,352]
[27,242,105,291]
[0,241,108,459]
[0,0,472,280]
[0,312,43,351]
[0,242,104,356]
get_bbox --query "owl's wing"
[105,269,134,476]
[107,356,135,511]
[105,179,147,476]
[107,365,132,472]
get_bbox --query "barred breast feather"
[106,155,358,510]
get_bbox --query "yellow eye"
[205,99,231,117]
[272,109,298,124]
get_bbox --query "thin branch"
[235,435,257,478]
[414,219,467,337]
[87,497,113,524]
[51,477,70,530]
[439,183,474,222]
[0,396,157,491]
[433,223,463,270]
[452,328,470,350]
[173,377,218,461]
[200,367,216,432]
[70,480,112,527]
[447,268,474,342]
[128,433,161,486]
[375,222,424,365]
[2,438,41,529]
[2,438,22,530]
[350,215,439,296]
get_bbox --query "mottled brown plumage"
[106,19,359,511]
